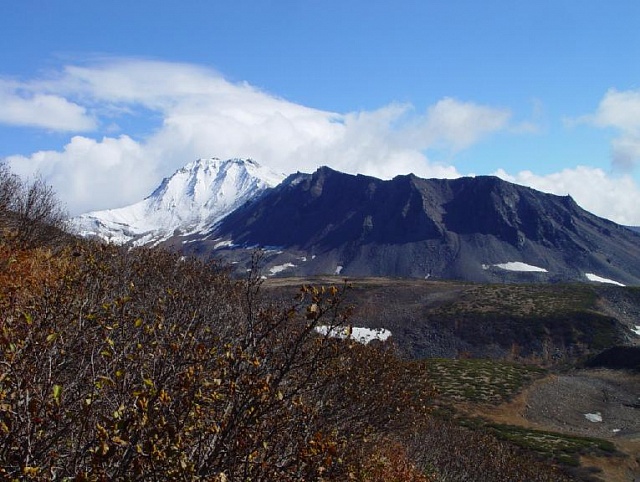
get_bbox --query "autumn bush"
[0,234,434,480]
[0,164,68,248]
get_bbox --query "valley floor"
[467,369,640,482]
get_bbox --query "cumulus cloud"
[6,135,156,214]
[581,88,640,172]
[495,166,640,225]
[0,80,96,131]
[3,58,512,215]
[409,97,511,150]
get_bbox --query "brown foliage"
[405,417,574,482]
[0,241,430,480]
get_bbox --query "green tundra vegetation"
[0,167,587,481]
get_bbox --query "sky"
[2,1,640,224]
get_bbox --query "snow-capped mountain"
[72,158,285,246]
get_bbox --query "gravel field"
[524,369,639,440]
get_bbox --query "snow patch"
[584,412,603,423]
[213,239,234,249]
[268,263,295,275]
[335,265,343,275]
[585,273,625,286]
[315,326,392,345]
[493,262,548,273]
[631,325,640,336]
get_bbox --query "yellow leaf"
[112,435,128,446]
[22,312,33,325]
[52,384,62,405]
[23,466,40,476]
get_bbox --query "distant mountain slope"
[72,158,284,246]
[188,166,640,284]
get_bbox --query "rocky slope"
[182,166,640,284]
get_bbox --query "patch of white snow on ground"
[584,412,603,423]
[335,265,343,275]
[632,325,640,336]
[213,240,234,249]
[315,326,392,345]
[585,273,625,286]
[268,263,295,275]
[494,262,548,273]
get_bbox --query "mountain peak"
[180,157,260,172]
[72,157,285,246]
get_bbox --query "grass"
[422,358,546,404]
[432,283,598,318]
[462,420,618,467]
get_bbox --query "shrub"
[0,164,68,248]
[0,243,429,480]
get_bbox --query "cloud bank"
[2,58,640,225]
[2,59,510,215]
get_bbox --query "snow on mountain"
[72,158,285,246]
[584,273,625,286]
[490,262,548,273]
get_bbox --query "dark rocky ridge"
[175,167,640,284]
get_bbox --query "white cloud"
[407,97,511,150]
[6,135,155,214]
[581,88,640,172]
[0,80,96,131]
[4,59,512,215]
[495,166,640,225]
[589,89,640,133]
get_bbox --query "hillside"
[264,277,640,362]
[264,276,640,480]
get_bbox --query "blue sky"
[2,1,640,223]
